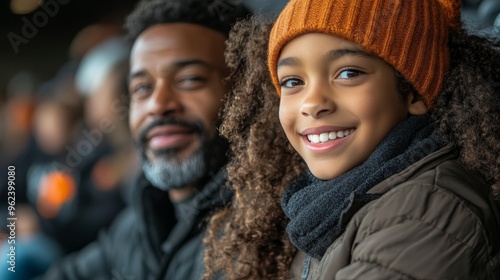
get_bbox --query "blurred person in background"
[26,37,133,255]
[0,9,134,280]
[0,71,66,280]
[75,37,139,200]
[68,23,123,62]
[461,0,500,38]
[0,71,42,205]
[43,0,249,279]
[0,35,135,280]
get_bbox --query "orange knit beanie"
[268,0,462,107]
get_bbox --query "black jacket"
[43,169,231,280]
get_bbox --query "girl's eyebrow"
[277,57,302,69]
[322,48,373,63]
[277,48,372,70]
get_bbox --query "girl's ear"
[407,92,428,115]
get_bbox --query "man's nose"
[146,81,183,116]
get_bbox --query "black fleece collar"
[134,169,231,259]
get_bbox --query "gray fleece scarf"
[281,115,443,260]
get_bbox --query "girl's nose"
[300,83,336,119]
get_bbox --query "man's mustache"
[137,117,203,147]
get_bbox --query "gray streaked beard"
[137,117,228,191]
[142,144,206,191]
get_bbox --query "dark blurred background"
[0,0,297,94]
[0,0,137,93]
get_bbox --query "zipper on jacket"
[301,255,312,280]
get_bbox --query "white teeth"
[307,129,355,143]
[319,133,329,143]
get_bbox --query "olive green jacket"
[291,146,500,280]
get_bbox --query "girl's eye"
[280,78,304,88]
[337,69,364,79]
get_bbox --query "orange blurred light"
[10,0,42,15]
[37,171,76,219]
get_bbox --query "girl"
[205,0,500,279]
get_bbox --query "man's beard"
[137,117,228,191]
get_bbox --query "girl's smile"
[300,126,355,153]
[277,33,425,180]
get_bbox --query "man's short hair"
[125,0,250,42]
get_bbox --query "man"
[43,0,249,279]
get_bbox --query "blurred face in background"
[128,23,229,191]
[85,67,128,130]
[33,102,72,155]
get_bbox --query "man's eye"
[131,83,153,95]
[337,69,364,79]
[178,76,207,89]
[280,78,303,88]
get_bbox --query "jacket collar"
[132,168,231,260]
[367,145,457,195]
[337,145,457,230]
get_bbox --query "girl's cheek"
[279,106,299,149]
[279,104,294,128]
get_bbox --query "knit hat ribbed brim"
[268,0,462,108]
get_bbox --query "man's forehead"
[133,23,226,52]
[130,23,227,68]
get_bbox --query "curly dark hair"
[203,16,500,279]
[203,16,305,279]
[433,30,500,198]
[124,0,250,42]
